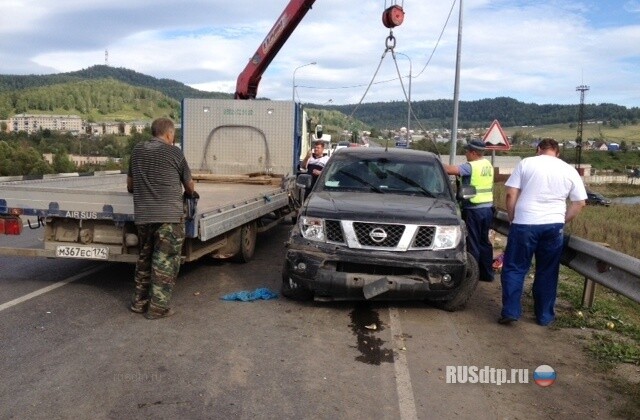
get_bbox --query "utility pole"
[449,0,463,164]
[576,84,590,171]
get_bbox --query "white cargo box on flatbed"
[182,98,299,177]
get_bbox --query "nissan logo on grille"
[369,227,388,243]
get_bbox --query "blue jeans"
[462,206,495,282]
[500,223,564,325]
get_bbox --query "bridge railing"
[492,210,640,306]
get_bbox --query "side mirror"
[315,124,323,139]
[459,185,477,200]
[296,174,313,189]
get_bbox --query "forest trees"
[0,140,52,176]
[0,128,140,176]
[0,79,180,120]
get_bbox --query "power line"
[297,0,458,96]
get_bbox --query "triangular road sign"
[482,120,511,150]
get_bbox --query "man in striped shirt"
[127,117,196,319]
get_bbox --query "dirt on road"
[420,277,637,419]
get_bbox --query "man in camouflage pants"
[132,224,185,313]
[127,118,196,319]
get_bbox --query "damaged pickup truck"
[282,147,479,311]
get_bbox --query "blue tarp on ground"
[220,287,278,302]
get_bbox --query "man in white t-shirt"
[499,138,587,326]
[301,140,329,189]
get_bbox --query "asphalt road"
[0,224,628,419]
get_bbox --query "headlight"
[432,225,461,250]
[299,216,325,241]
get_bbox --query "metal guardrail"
[492,210,640,306]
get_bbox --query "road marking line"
[0,265,106,312]
[388,307,418,420]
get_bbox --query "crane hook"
[382,5,405,28]
[385,31,397,51]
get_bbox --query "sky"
[1,0,640,107]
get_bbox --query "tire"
[281,262,313,301]
[437,252,479,312]
[231,222,257,263]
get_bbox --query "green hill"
[2,65,640,139]
[323,97,640,131]
[0,65,232,103]
[0,79,181,122]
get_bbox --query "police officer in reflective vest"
[444,140,495,282]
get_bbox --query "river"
[612,196,640,204]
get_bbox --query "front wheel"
[436,252,479,312]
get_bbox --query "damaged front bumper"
[283,237,468,301]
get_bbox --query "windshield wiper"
[386,170,436,197]
[336,169,385,193]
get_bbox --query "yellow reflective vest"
[468,159,494,204]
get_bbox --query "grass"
[503,122,640,145]
[553,268,640,418]
[585,183,640,198]
[493,182,640,258]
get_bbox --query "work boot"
[145,305,176,320]
[130,299,148,314]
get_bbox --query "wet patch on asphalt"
[349,302,393,365]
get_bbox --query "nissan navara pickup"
[282,147,479,311]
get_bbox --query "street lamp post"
[396,52,412,142]
[292,61,317,103]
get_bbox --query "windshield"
[319,157,449,198]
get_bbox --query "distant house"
[87,121,149,136]
[42,153,114,167]
[9,114,84,135]
[595,142,609,151]
[128,121,149,134]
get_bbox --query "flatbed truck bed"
[0,98,306,264]
[0,173,297,263]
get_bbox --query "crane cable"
[344,1,457,155]
[347,30,441,155]
[347,31,397,121]
[298,0,456,93]
[389,50,441,157]
[346,0,405,120]
[387,0,458,157]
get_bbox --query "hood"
[303,191,459,224]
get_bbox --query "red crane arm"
[234,0,317,99]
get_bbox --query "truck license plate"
[56,245,109,260]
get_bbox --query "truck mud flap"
[362,277,392,299]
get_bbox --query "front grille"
[325,220,345,243]
[413,226,436,248]
[353,222,405,247]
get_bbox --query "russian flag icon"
[534,365,556,387]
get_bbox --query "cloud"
[1,1,640,107]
